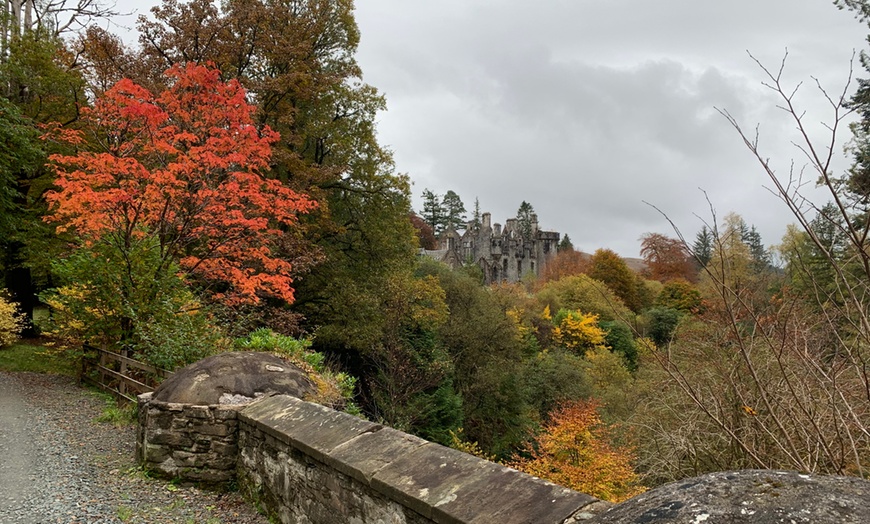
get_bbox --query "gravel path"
[0,371,269,524]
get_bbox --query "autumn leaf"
[45,63,316,305]
[509,399,645,503]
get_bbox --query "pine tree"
[471,197,482,230]
[442,190,467,232]
[692,226,713,267]
[558,234,574,252]
[421,188,445,234]
[742,225,770,270]
[517,201,535,240]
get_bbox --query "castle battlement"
[422,211,560,284]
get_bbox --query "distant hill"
[575,251,647,274]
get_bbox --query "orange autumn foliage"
[510,400,645,503]
[639,232,698,283]
[537,249,590,287]
[45,63,317,305]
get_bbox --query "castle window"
[544,241,551,254]
[503,258,508,274]
[517,260,522,275]
[531,261,535,273]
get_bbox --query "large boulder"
[590,469,870,523]
[152,351,316,405]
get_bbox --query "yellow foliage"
[506,308,530,340]
[509,400,645,503]
[541,305,552,321]
[554,311,606,351]
[392,275,448,330]
[448,428,496,462]
[635,337,657,356]
[0,292,25,346]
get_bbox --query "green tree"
[692,226,713,267]
[416,259,533,457]
[365,270,462,444]
[471,197,482,229]
[656,278,703,314]
[0,29,84,335]
[0,97,46,336]
[536,274,633,322]
[136,0,419,342]
[0,98,41,243]
[601,320,638,371]
[558,234,574,251]
[642,307,682,347]
[42,236,225,368]
[743,225,770,271]
[517,200,535,240]
[588,248,641,313]
[442,190,467,231]
[421,188,446,234]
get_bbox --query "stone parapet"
[136,392,244,484]
[137,390,870,523]
[237,395,602,524]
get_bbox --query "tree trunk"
[3,243,37,338]
[23,0,31,31]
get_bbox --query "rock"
[590,469,870,524]
[152,352,316,405]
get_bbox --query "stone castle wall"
[423,212,560,284]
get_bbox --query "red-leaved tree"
[46,63,316,305]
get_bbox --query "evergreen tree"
[558,234,574,252]
[517,201,535,241]
[442,190,467,231]
[471,197,482,230]
[742,225,770,270]
[421,188,445,234]
[692,226,713,267]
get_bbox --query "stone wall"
[137,392,606,523]
[138,391,870,523]
[237,395,604,524]
[136,392,243,483]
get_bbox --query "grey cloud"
[356,1,867,256]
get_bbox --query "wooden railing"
[80,345,173,402]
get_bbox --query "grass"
[0,341,77,375]
[116,505,134,522]
[88,388,138,426]
[94,394,138,426]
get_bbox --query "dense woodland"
[2,0,870,503]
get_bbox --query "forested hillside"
[2,0,870,504]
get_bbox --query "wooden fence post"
[119,347,128,399]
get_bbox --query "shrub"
[0,292,25,347]
[235,329,359,413]
[41,236,227,369]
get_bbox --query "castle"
[422,212,560,284]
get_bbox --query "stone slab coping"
[240,395,600,524]
[138,391,249,416]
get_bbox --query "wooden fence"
[80,345,173,403]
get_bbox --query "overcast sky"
[351,1,869,257]
[115,1,870,257]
